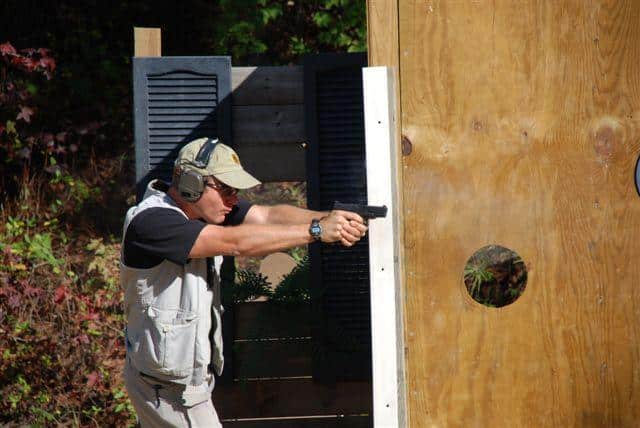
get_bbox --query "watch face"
[310,220,322,240]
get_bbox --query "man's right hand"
[319,210,368,247]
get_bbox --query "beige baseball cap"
[175,137,261,189]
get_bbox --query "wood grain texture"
[367,0,400,69]
[367,1,409,426]
[232,104,304,145]
[133,27,161,57]
[232,66,303,105]
[234,142,305,182]
[230,67,305,181]
[394,0,640,426]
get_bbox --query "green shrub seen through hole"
[463,245,527,308]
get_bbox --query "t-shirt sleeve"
[123,208,206,268]
[223,199,253,226]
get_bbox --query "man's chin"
[208,215,227,225]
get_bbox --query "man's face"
[192,176,239,224]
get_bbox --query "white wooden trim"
[363,66,406,427]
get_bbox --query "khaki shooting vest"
[121,180,224,386]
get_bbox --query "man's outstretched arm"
[244,204,327,226]
[189,209,367,258]
[245,204,367,245]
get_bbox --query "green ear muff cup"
[178,170,205,202]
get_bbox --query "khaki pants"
[124,360,222,428]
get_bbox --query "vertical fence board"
[389,1,640,426]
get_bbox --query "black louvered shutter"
[133,56,231,200]
[304,53,370,382]
[132,56,235,384]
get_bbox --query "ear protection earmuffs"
[177,138,219,202]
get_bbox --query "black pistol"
[332,201,388,221]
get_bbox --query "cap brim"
[215,169,261,189]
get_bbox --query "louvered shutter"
[132,56,235,384]
[304,53,370,382]
[133,56,231,200]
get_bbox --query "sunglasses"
[205,179,238,198]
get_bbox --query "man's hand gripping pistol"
[332,201,387,224]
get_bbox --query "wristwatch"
[309,219,322,241]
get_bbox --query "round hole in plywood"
[634,154,640,197]
[463,245,527,308]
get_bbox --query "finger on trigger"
[343,223,359,236]
[342,211,364,224]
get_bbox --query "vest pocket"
[140,306,198,378]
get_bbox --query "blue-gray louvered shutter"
[304,53,371,382]
[133,56,231,200]
[132,56,235,384]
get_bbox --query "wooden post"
[134,27,161,57]
[363,66,406,428]
[366,2,408,426]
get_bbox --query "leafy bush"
[226,256,311,305]
[1,0,366,423]
[225,269,273,303]
[0,228,133,425]
[0,43,135,425]
[270,255,311,304]
[212,0,366,64]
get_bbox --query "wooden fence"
[133,28,373,427]
[214,303,371,426]
[230,66,305,182]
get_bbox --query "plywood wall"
[368,1,640,426]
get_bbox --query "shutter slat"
[148,114,217,122]
[148,101,218,108]
[149,129,217,136]
[149,88,218,95]
[149,107,217,114]
[147,79,218,87]
[149,134,219,144]
[149,118,216,124]
[149,93,217,101]
[148,72,216,79]
[149,122,216,129]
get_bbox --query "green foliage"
[26,234,59,267]
[7,375,31,410]
[85,237,120,290]
[4,215,36,238]
[1,214,129,424]
[227,256,311,304]
[463,245,528,308]
[211,0,366,64]
[226,269,273,303]
[464,262,494,299]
